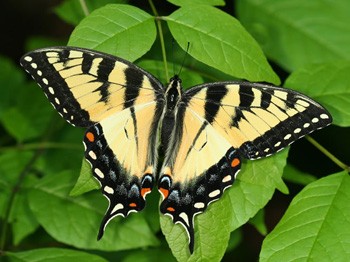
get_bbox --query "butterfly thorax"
[160,75,183,152]
[165,75,183,113]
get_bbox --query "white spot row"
[222,175,231,183]
[284,134,292,140]
[89,150,97,160]
[264,112,330,154]
[179,212,189,226]
[94,168,104,179]
[208,189,220,198]
[294,128,301,134]
[194,202,205,209]
[104,185,114,194]
[111,203,124,214]
[320,114,329,119]
[24,56,32,62]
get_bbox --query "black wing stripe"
[82,52,94,74]
[238,84,254,108]
[260,90,272,109]
[97,58,114,81]
[124,67,142,109]
[204,85,227,123]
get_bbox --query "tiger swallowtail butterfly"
[20,46,332,253]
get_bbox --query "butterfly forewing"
[186,82,332,159]
[20,47,165,238]
[20,47,164,126]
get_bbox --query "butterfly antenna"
[171,38,176,78]
[178,42,190,77]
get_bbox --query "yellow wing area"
[188,84,306,147]
[46,49,160,123]
[99,101,160,179]
[162,106,232,184]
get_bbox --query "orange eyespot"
[231,158,240,167]
[129,202,137,208]
[141,188,151,198]
[167,207,175,212]
[159,187,169,199]
[86,132,95,142]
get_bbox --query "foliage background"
[0,0,349,261]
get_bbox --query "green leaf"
[55,0,126,25]
[236,0,350,71]
[168,0,225,7]
[0,81,54,142]
[68,4,157,61]
[165,5,279,84]
[0,151,38,244]
[10,188,40,245]
[285,61,350,127]
[37,125,83,175]
[249,209,267,236]
[0,151,33,189]
[0,55,54,142]
[0,56,25,116]
[70,159,99,196]
[226,229,243,252]
[283,163,317,186]
[122,249,176,262]
[260,171,350,261]
[6,247,108,262]
[28,171,159,251]
[285,61,350,126]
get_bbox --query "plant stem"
[148,0,169,80]
[79,0,89,16]
[306,135,350,172]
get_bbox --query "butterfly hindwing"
[21,46,165,238]
[159,90,242,252]
[84,101,163,238]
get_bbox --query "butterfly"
[20,46,332,253]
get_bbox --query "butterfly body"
[20,46,332,253]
